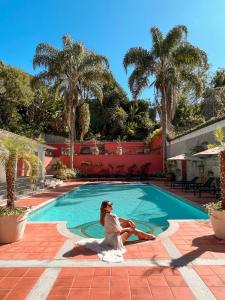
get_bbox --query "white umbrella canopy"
[193,146,224,157]
[167,154,202,161]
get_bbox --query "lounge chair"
[197,177,221,198]
[192,177,215,196]
[171,176,199,190]
[171,175,187,188]
[164,173,176,186]
[182,176,199,191]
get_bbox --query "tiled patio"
[0,180,224,299]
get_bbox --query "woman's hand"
[128,220,136,228]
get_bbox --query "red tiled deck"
[0,180,224,299]
[0,267,45,300]
[47,267,195,300]
[170,221,225,259]
[194,265,225,300]
[0,224,66,260]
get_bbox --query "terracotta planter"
[210,209,225,240]
[0,212,28,243]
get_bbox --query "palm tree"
[123,25,208,171]
[0,135,40,208]
[33,35,110,168]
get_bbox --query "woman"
[100,200,155,252]
[77,200,155,263]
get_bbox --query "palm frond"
[163,25,187,54]
[123,47,150,72]
[150,27,164,57]
[128,68,149,99]
[180,70,203,97]
[215,127,225,146]
[82,82,103,102]
[79,52,109,71]
[173,43,208,68]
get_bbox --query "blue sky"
[1,0,225,101]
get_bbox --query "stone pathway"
[0,180,224,299]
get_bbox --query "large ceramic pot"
[210,209,225,240]
[0,212,28,243]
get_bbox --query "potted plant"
[204,128,225,240]
[0,135,41,243]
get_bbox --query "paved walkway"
[0,180,224,299]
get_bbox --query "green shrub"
[52,160,66,171]
[55,168,82,180]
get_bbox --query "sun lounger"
[192,177,215,196]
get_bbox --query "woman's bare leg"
[121,226,156,244]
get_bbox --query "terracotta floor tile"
[162,268,180,276]
[0,269,11,277]
[48,286,70,297]
[72,275,93,288]
[67,288,90,300]
[53,276,74,287]
[201,275,225,287]
[77,268,95,276]
[47,295,68,300]
[7,268,28,277]
[110,287,130,300]
[218,274,225,284]
[130,287,152,297]
[165,275,187,287]
[129,276,149,288]
[89,287,110,300]
[128,267,147,276]
[148,275,168,287]
[110,276,129,287]
[14,277,37,290]
[111,268,128,276]
[59,268,78,276]
[193,266,215,275]
[151,287,175,300]
[210,266,225,275]
[91,276,110,288]
[0,289,10,298]
[0,277,20,289]
[94,267,111,276]
[24,267,45,277]
[171,287,196,300]
[210,287,225,300]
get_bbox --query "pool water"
[29,183,209,239]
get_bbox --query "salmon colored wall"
[44,156,54,172]
[60,153,162,176]
[47,137,163,175]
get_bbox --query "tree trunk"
[69,104,76,169]
[6,154,16,208]
[220,150,225,209]
[161,87,168,173]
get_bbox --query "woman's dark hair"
[100,201,112,226]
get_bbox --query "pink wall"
[44,156,54,172]
[47,138,163,176]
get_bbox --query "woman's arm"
[120,227,133,234]
[118,217,136,228]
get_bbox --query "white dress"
[77,213,126,263]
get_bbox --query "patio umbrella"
[193,146,224,157]
[167,154,202,161]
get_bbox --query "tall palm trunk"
[220,151,225,209]
[6,153,16,208]
[161,87,168,173]
[69,104,76,169]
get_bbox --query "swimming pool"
[29,183,209,239]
